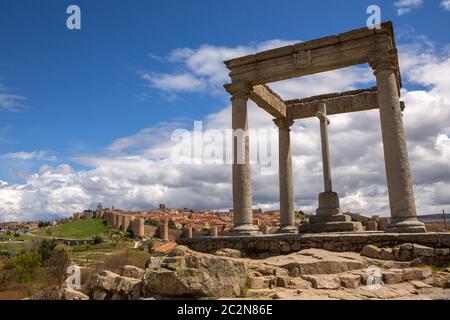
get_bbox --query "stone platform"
[176,232,450,255]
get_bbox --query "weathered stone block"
[361,245,381,259]
[379,248,395,261]
[339,274,361,289]
[412,244,434,257]
[382,270,403,285]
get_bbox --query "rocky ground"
[30,243,450,300]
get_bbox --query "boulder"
[379,248,395,261]
[119,265,145,279]
[410,280,432,289]
[143,253,247,298]
[166,245,198,257]
[339,274,361,289]
[276,276,293,288]
[301,274,341,290]
[248,276,272,290]
[93,270,142,300]
[61,287,89,300]
[262,249,367,275]
[289,268,300,277]
[382,270,404,285]
[361,245,381,259]
[403,268,432,281]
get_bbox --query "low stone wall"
[176,232,450,255]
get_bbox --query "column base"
[387,217,427,233]
[276,225,298,234]
[299,220,363,233]
[229,224,262,236]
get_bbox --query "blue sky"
[0,0,450,221]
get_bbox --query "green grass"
[0,233,34,241]
[33,219,110,240]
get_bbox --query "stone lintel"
[224,22,397,85]
[249,84,287,119]
[285,88,406,120]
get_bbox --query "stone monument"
[223,21,426,234]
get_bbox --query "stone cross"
[316,103,332,193]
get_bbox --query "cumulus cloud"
[1,35,450,222]
[441,0,450,11]
[139,40,300,98]
[394,0,424,15]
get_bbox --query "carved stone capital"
[273,118,294,129]
[369,49,399,75]
[224,81,252,99]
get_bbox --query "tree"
[11,252,42,283]
[46,249,71,289]
[38,238,57,262]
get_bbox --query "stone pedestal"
[299,192,363,233]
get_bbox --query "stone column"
[210,227,218,237]
[137,218,145,238]
[370,50,426,233]
[299,103,362,233]
[184,226,193,239]
[122,216,131,233]
[158,220,169,241]
[225,82,260,236]
[274,118,297,233]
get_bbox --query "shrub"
[11,252,42,283]
[92,235,104,245]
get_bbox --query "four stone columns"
[370,50,426,233]
[225,82,260,236]
[274,118,297,233]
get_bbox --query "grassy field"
[33,219,110,240]
[0,233,35,241]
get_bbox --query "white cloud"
[0,92,26,111]
[1,36,450,222]
[140,40,300,97]
[142,72,206,93]
[395,0,424,15]
[1,151,57,162]
[441,0,450,11]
